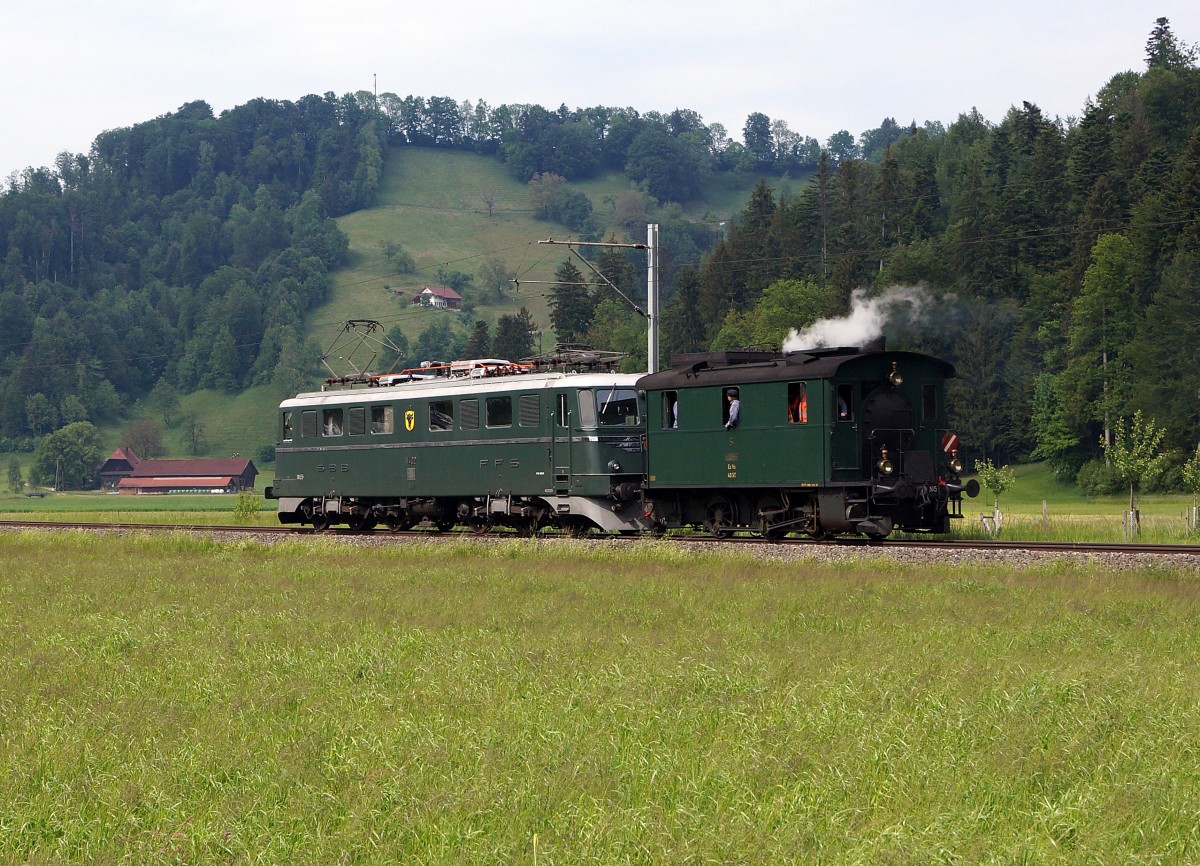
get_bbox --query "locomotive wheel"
[469,517,492,535]
[704,497,736,538]
[384,515,413,532]
[345,514,375,532]
[310,513,332,532]
[755,495,787,540]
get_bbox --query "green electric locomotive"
[266,360,650,534]
[637,346,978,539]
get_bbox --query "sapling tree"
[974,459,1016,512]
[1183,444,1200,531]
[1102,410,1170,526]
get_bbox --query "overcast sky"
[3,0,1198,179]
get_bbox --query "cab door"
[551,391,572,495]
[829,382,860,476]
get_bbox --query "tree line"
[0,93,380,449]
[4,17,1199,498]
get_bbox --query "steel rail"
[3,519,1200,557]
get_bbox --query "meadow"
[3,530,1199,864]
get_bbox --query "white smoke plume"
[782,285,936,352]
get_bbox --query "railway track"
[3,518,1200,562]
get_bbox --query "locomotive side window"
[322,408,343,436]
[596,387,639,426]
[429,400,454,431]
[348,407,367,436]
[370,405,394,434]
[922,385,937,421]
[788,383,808,423]
[460,399,479,430]
[577,390,597,428]
[836,384,854,421]
[486,396,512,428]
[519,394,540,427]
[662,391,679,429]
[301,410,317,438]
[282,411,294,441]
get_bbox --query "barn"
[101,451,258,494]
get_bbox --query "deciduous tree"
[31,421,102,490]
[122,419,166,459]
[1102,410,1170,519]
[7,456,22,494]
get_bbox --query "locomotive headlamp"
[877,446,894,475]
[948,448,963,474]
[608,460,622,472]
[887,361,903,386]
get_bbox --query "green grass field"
[3,531,1199,863]
[955,463,1200,543]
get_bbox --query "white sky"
[3,0,1197,179]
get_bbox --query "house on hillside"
[411,285,462,309]
[98,447,142,489]
[104,453,258,494]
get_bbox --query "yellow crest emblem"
[404,409,415,432]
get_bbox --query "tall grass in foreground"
[3,532,1200,863]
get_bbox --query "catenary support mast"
[535,223,660,373]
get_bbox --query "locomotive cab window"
[662,391,679,429]
[788,383,808,423]
[429,401,453,431]
[348,407,366,436]
[370,405,394,434]
[596,387,639,427]
[577,390,597,428]
[835,384,854,421]
[282,411,294,441]
[322,408,343,436]
[486,396,512,428]
[301,410,317,438]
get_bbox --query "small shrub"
[232,490,263,524]
[1076,459,1123,496]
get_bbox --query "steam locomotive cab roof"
[636,348,956,390]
